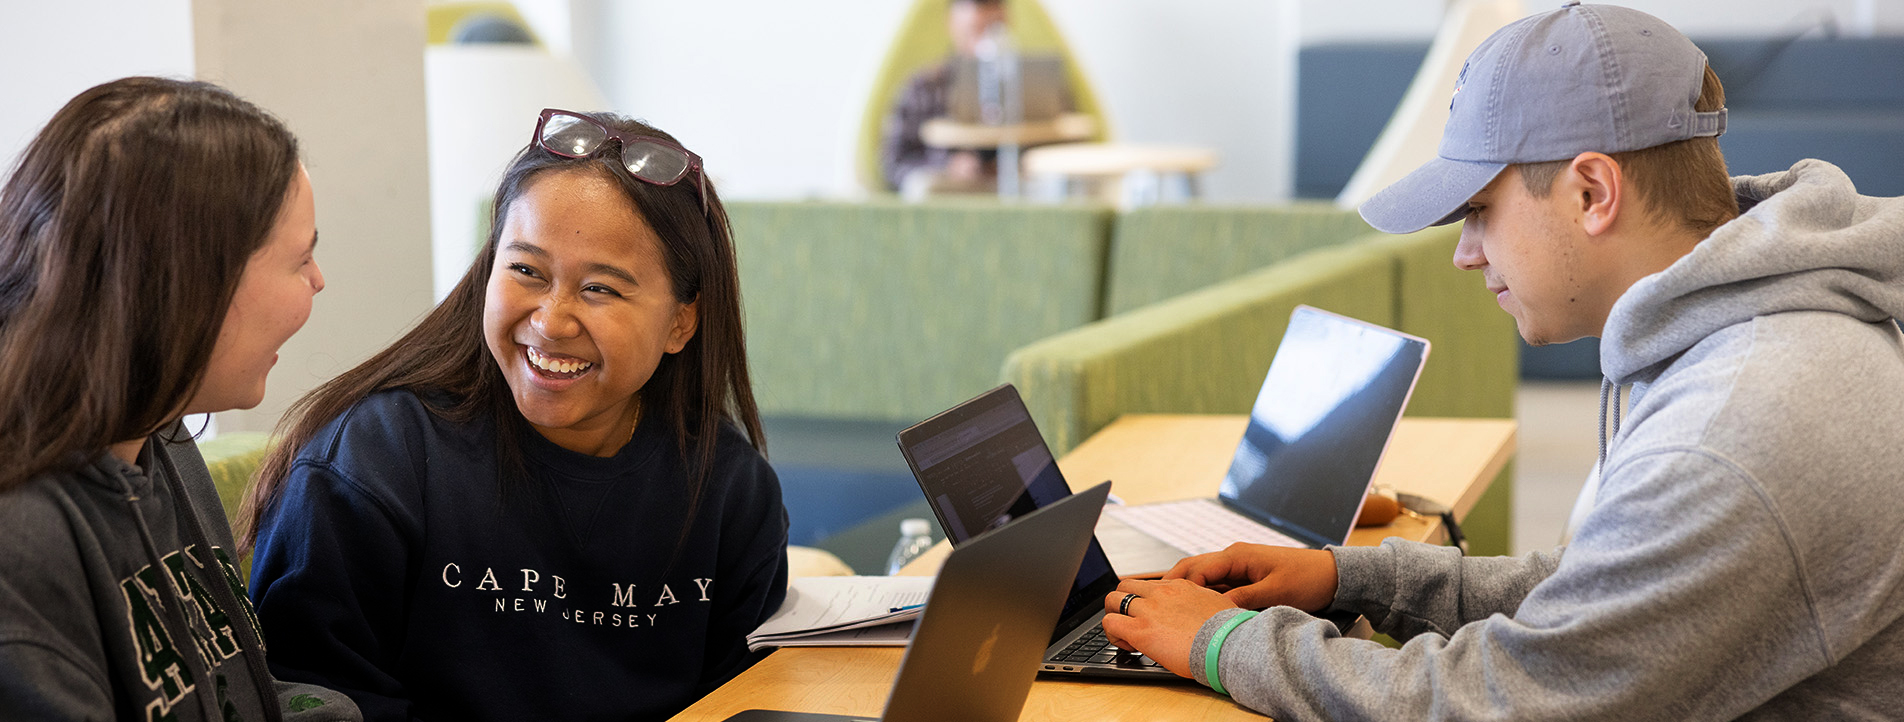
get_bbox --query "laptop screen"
[897,386,1117,640]
[1217,306,1429,548]
[947,53,1069,124]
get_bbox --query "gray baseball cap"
[1358,1,1727,234]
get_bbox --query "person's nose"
[309,259,327,294]
[1453,224,1487,272]
[530,290,582,340]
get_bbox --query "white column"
[195,0,436,434]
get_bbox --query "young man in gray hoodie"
[1100,3,1904,718]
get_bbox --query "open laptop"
[1100,305,1430,571]
[896,386,1173,679]
[724,482,1110,722]
[947,53,1069,124]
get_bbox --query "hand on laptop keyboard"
[1163,544,1339,613]
[1100,578,1241,678]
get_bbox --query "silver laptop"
[1102,305,1430,573]
[897,387,1174,679]
[723,482,1111,722]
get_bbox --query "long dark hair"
[0,77,300,492]
[240,113,763,552]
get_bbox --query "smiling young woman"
[239,110,786,721]
[480,169,699,457]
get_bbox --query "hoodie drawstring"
[1596,377,1626,477]
[1596,379,1609,468]
[155,437,286,722]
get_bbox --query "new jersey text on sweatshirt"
[438,561,715,629]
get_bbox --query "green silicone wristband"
[1204,610,1259,696]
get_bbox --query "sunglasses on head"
[532,108,708,214]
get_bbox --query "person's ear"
[1566,152,1623,236]
[665,297,699,354]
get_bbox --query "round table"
[1022,142,1218,206]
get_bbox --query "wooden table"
[919,112,1097,150]
[1067,415,1513,547]
[672,415,1517,721]
[1021,143,1218,178]
[1021,142,1219,206]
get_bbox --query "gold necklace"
[624,401,642,446]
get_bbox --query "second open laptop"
[1099,305,1430,571]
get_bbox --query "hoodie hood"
[1601,159,1904,384]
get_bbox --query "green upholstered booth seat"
[199,431,270,575]
[1359,227,1520,421]
[1104,203,1372,316]
[1001,242,1396,456]
[199,431,271,530]
[1359,226,1519,556]
[728,198,1113,422]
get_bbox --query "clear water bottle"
[973,21,1024,198]
[973,22,1020,126]
[886,518,935,575]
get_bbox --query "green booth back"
[199,431,270,531]
[1104,203,1373,316]
[729,198,1112,421]
[1362,225,1519,557]
[1362,226,1520,421]
[1002,242,1396,456]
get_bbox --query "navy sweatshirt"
[249,390,788,721]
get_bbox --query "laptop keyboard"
[1054,625,1160,667]
[1105,499,1304,556]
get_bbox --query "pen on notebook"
[888,603,924,613]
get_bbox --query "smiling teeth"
[528,347,593,374]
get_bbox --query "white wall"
[425,46,610,298]
[567,0,1904,204]
[577,1,911,200]
[1044,0,1300,201]
[195,0,437,434]
[1,0,434,438]
[0,1,196,173]
[573,0,1305,202]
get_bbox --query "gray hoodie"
[1191,159,1904,720]
[0,428,359,721]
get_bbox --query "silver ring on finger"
[1119,592,1140,616]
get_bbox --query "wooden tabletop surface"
[671,415,1517,721]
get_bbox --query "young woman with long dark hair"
[0,77,356,721]
[242,109,787,721]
